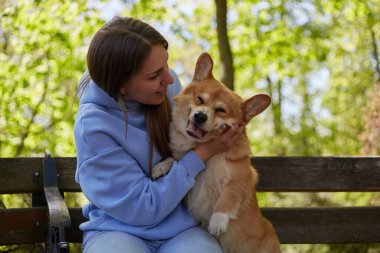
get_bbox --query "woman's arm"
[75,109,205,227]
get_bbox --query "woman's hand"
[194,124,244,162]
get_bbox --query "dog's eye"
[196,96,204,105]
[215,107,226,113]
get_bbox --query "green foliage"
[0,0,103,157]
[1,0,378,160]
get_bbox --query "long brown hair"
[79,16,172,176]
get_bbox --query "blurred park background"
[1,0,379,252]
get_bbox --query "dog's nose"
[194,111,207,124]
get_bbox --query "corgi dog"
[153,52,281,253]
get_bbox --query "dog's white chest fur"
[186,153,227,224]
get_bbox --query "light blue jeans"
[82,226,222,253]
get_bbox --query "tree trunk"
[214,0,234,90]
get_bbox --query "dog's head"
[172,52,271,143]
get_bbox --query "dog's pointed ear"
[193,52,214,81]
[243,94,271,122]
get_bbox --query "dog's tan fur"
[153,53,281,253]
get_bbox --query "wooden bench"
[1,156,380,252]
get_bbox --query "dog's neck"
[225,131,252,161]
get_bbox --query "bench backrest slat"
[0,207,83,245]
[0,207,48,245]
[0,158,44,194]
[2,206,380,244]
[0,158,79,194]
[2,157,380,193]
[253,156,380,191]
[262,206,380,243]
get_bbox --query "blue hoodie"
[74,71,205,241]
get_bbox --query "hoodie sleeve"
[75,106,205,227]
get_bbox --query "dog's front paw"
[208,212,229,236]
[152,157,175,179]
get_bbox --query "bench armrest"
[43,154,71,253]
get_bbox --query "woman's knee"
[83,231,151,253]
[159,226,222,253]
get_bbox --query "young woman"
[74,16,242,253]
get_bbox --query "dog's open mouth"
[186,121,207,139]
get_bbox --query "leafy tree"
[0,0,102,157]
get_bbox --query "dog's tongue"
[186,122,204,139]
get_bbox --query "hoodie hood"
[79,81,143,112]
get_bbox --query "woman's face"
[121,44,174,105]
